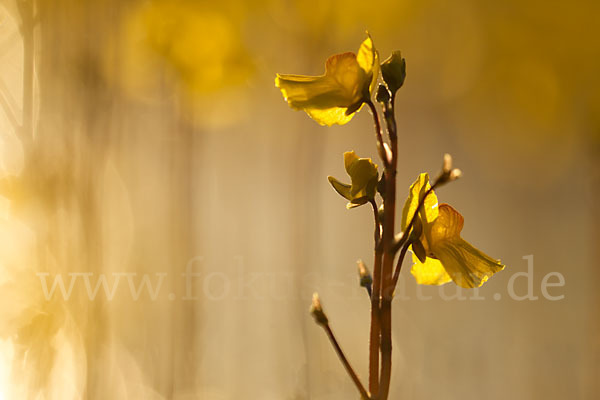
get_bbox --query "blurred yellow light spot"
[106,0,253,98]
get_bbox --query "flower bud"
[450,168,462,181]
[310,293,328,326]
[381,51,406,94]
[357,260,373,287]
[436,154,461,186]
[442,153,452,174]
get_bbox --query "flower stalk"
[377,89,398,400]
[368,196,383,395]
[310,294,370,400]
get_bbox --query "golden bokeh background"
[0,0,598,398]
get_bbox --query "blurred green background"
[0,0,597,399]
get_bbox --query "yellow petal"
[427,204,505,288]
[329,152,378,208]
[433,238,505,288]
[346,198,369,209]
[275,52,366,126]
[410,250,452,286]
[275,73,353,110]
[325,52,365,95]
[275,35,379,126]
[356,34,380,94]
[343,150,360,170]
[305,107,355,126]
[401,173,439,232]
[343,151,378,197]
[427,202,464,244]
[327,176,352,201]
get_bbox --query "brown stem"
[378,103,398,400]
[368,235,382,395]
[370,200,381,245]
[367,113,385,396]
[367,100,389,167]
[392,240,410,288]
[380,171,442,398]
[378,187,395,399]
[322,323,370,399]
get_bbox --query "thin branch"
[368,248,382,396]
[323,324,370,399]
[369,199,381,245]
[392,240,411,288]
[364,282,372,298]
[366,100,389,167]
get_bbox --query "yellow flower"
[402,173,505,288]
[328,151,378,209]
[275,35,379,126]
[401,173,439,231]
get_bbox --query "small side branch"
[323,324,370,399]
[370,199,381,245]
[392,240,411,288]
[367,101,390,167]
[311,294,370,399]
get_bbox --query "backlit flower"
[275,35,379,126]
[402,173,505,288]
[328,151,378,209]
